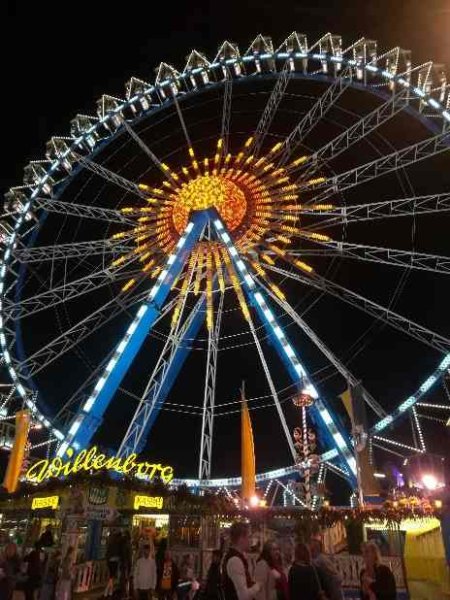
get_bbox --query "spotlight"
[249,495,259,507]
[422,474,439,491]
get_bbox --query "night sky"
[2,1,450,501]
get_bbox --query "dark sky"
[2,1,450,500]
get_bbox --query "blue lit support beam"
[58,212,208,455]
[118,293,207,457]
[212,214,357,487]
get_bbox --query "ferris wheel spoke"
[264,263,450,354]
[50,294,180,428]
[199,291,224,482]
[172,92,194,152]
[301,128,450,203]
[298,87,409,179]
[121,120,178,185]
[292,237,450,275]
[277,68,352,166]
[220,74,233,157]
[13,236,133,263]
[118,291,207,458]
[14,283,156,378]
[298,192,450,231]
[33,197,135,226]
[5,259,140,320]
[246,308,297,462]
[251,59,292,157]
[260,279,386,418]
[74,154,150,201]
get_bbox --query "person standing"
[360,542,396,600]
[0,542,21,600]
[23,542,44,600]
[55,546,74,600]
[39,526,55,549]
[104,531,121,597]
[288,543,324,600]
[309,539,344,600]
[223,522,260,600]
[120,531,133,598]
[178,554,197,600]
[40,549,61,600]
[157,549,179,600]
[134,544,157,600]
[205,550,223,600]
[255,542,288,600]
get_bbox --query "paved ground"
[408,580,450,600]
[69,581,450,599]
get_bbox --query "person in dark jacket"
[288,543,324,600]
[205,550,222,600]
[39,525,55,548]
[0,542,21,600]
[104,531,122,597]
[157,549,179,600]
[360,542,396,600]
[223,522,260,600]
[23,542,43,600]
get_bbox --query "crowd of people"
[0,521,397,600]
[0,526,75,600]
[220,522,396,600]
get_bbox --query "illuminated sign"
[31,496,59,510]
[134,495,164,510]
[25,446,174,485]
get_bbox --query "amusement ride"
[1,32,450,507]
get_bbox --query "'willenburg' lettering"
[25,446,174,484]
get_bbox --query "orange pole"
[241,385,256,501]
[3,410,31,493]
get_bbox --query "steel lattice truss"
[1,31,450,497]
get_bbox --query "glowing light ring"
[1,39,449,448]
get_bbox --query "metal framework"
[13,237,133,263]
[220,74,233,157]
[33,197,134,225]
[252,58,292,156]
[278,67,352,165]
[1,32,450,499]
[299,87,409,178]
[293,238,450,275]
[198,292,224,481]
[300,128,450,202]
[264,264,450,354]
[299,193,450,230]
[118,293,207,458]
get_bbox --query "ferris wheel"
[1,32,450,503]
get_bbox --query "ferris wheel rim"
[1,36,450,475]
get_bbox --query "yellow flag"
[241,391,256,501]
[339,387,354,425]
[3,410,31,493]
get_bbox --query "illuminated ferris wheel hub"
[1,32,450,504]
